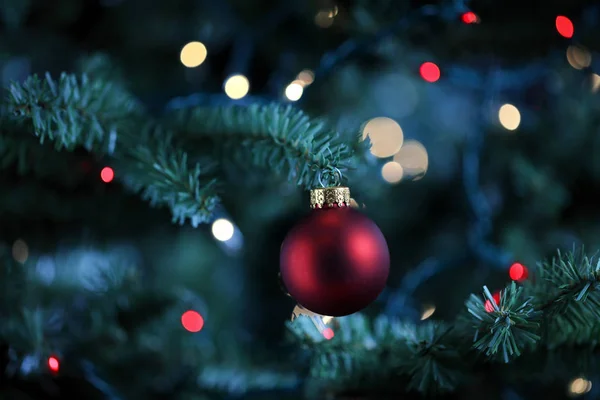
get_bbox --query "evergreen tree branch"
[169,104,359,188]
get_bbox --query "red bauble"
[280,195,390,316]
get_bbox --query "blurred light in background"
[592,74,600,92]
[322,316,333,324]
[181,310,204,333]
[461,12,478,24]
[180,41,207,68]
[381,161,404,184]
[100,167,115,183]
[322,327,335,340]
[211,218,235,242]
[297,70,314,86]
[393,140,429,180]
[224,75,250,100]
[569,377,592,396]
[498,104,521,131]
[315,9,335,28]
[421,304,436,320]
[419,62,440,83]
[555,16,574,38]
[362,117,404,158]
[285,81,304,101]
[566,45,591,70]
[484,292,501,313]
[47,356,60,373]
[35,255,56,285]
[509,262,529,282]
[12,239,28,264]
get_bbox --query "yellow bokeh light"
[566,45,591,70]
[498,104,521,131]
[393,140,428,179]
[211,218,235,242]
[362,117,404,158]
[285,81,304,101]
[592,74,600,92]
[569,377,592,396]
[315,11,334,28]
[180,41,208,68]
[381,161,404,184]
[421,305,436,321]
[224,75,250,100]
[297,70,315,85]
[12,239,28,264]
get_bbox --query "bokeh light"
[393,140,428,179]
[509,262,529,282]
[297,70,314,85]
[211,218,235,242]
[556,16,574,38]
[180,41,207,68]
[381,161,404,184]
[181,310,204,333]
[484,292,501,313]
[100,167,114,183]
[419,62,440,83]
[592,74,600,92]
[421,305,436,320]
[361,117,404,158]
[569,377,592,396]
[315,10,334,28]
[48,356,60,373]
[322,327,335,340]
[498,104,521,131]
[566,45,591,70]
[224,75,250,100]
[12,239,28,264]
[461,12,478,24]
[285,81,304,101]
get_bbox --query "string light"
[211,218,235,242]
[224,75,250,100]
[569,377,592,395]
[484,292,501,313]
[100,167,114,183]
[555,16,574,38]
[509,262,529,282]
[461,12,478,24]
[285,81,304,101]
[566,45,591,70]
[498,104,521,131]
[393,140,429,180]
[12,239,28,264]
[322,327,335,340]
[419,62,440,83]
[421,305,436,320]
[48,356,60,373]
[181,310,204,333]
[361,117,404,158]
[180,41,208,68]
[381,161,404,184]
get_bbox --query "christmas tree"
[1,0,600,398]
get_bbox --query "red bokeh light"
[509,262,529,282]
[461,12,478,24]
[420,62,440,83]
[555,16,574,38]
[100,167,114,183]
[484,292,501,313]
[322,327,335,340]
[48,356,60,373]
[181,310,204,333]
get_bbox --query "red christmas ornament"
[280,186,390,316]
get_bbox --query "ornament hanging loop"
[317,167,343,188]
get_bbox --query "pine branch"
[4,73,219,226]
[169,104,358,188]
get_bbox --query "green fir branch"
[466,282,541,363]
[169,104,358,188]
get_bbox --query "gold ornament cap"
[310,186,351,209]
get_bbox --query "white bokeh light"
[211,218,235,242]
